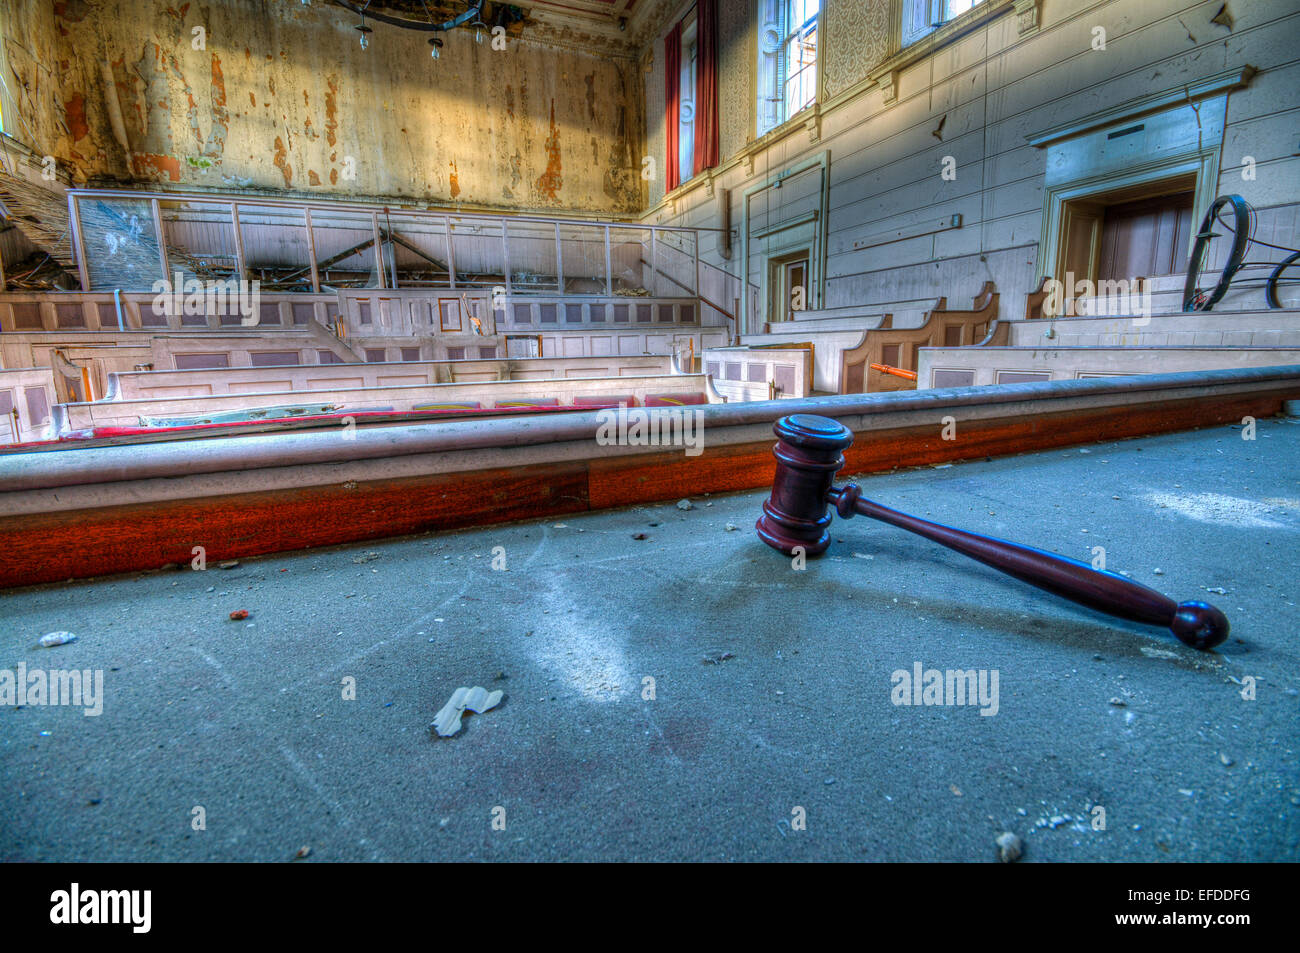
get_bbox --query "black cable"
[1266,251,1300,309]
[1246,236,1300,254]
[1182,194,1250,312]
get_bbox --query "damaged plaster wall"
[0,1,68,172]
[20,0,644,214]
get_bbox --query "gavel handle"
[827,484,1229,650]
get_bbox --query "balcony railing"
[59,188,712,299]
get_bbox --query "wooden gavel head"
[756,414,853,556]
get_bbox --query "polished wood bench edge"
[0,383,1292,589]
[3,364,1297,495]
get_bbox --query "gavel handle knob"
[828,483,1229,650]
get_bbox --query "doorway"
[769,252,809,323]
[1098,191,1194,281]
[0,390,15,443]
[1053,174,1196,314]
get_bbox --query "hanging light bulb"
[429,36,443,59]
[356,6,372,50]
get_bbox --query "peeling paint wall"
[10,0,644,214]
[0,1,67,165]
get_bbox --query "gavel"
[756,414,1229,650]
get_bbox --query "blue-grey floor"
[3,419,1298,861]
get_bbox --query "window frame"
[903,0,988,49]
[678,12,699,185]
[780,0,819,121]
[756,0,821,139]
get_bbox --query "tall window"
[757,0,819,137]
[679,15,698,186]
[903,0,987,47]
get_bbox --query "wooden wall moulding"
[1013,0,1040,38]
[804,105,822,144]
[876,69,899,107]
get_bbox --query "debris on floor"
[431,686,505,738]
[37,632,78,648]
[229,610,250,621]
[1140,647,1179,660]
[702,651,735,665]
[676,499,693,510]
[995,831,1023,863]
[352,551,381,564]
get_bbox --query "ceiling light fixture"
[355,1,373,48]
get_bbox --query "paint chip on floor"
[431,686,505,737]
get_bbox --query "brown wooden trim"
[0,462,589,588]
[589,391,1282,508]
[840,281,1002,395]
[0,388,1285,589]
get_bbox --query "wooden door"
[0,390,15,443]
[770,254,809,322]
[1098,191,1194,280]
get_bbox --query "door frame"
[1040,155,1217,292]
[768,250,811,324]
[1049,170,1199,314]
[740,150,830,335]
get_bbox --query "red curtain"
[664,22,681,192]
[693,0,719,176]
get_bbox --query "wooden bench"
[840,282,1004,393]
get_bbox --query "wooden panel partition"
[1,366,1296,588]
[840,282,1006,393]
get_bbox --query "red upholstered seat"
[645,393,707,406]
[411,401,482,412]
[494,397,560,409]
[573,395,637,407]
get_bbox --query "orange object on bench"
[869,363,918,381]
